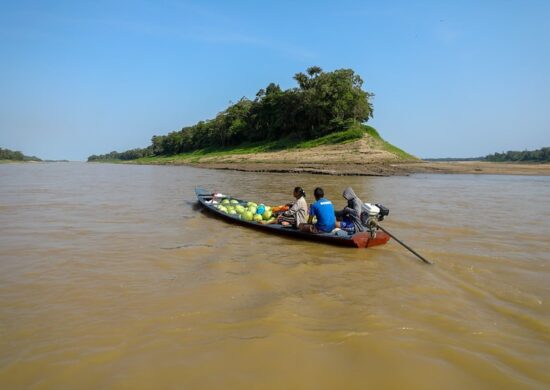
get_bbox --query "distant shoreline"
[398,161,550,176]
[6,157,548,176]
[90,159,550,176]
[0,159,41,164]
[85,123,549,176]
[0,160,69,164]
[189,160,550,176]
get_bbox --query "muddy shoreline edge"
[123,160,550,176]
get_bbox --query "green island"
[88,67,416,174]
[87,67,549,176]
[0,147,41,163]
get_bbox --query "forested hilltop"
[88,67,378,161]
[0,147,41,162]
[484,147,550,163]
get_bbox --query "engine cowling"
[360,203,390,236]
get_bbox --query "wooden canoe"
[195,188,390,249]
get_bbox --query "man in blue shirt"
[299,187,336,233]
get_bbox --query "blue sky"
[1,0,548,160]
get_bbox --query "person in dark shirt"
[299,187,336,233]
[336,187,366,233]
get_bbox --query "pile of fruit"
[215,198,275,223]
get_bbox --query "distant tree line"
[423,157,483,162]
[88,67,374,161]
[0,147,41,161]
[484,147,550,162]
[88,148,153,162]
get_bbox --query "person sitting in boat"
[299,187,336,233]
[336,187,366,233]
[265,186,308,228]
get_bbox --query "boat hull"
[195,188,390,249]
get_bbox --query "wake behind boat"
[195,188,390,248]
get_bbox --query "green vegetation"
[0,147,41,162]
[362,126,416,160]
[484,147,550,163]
[89,66,378,162]
[425,147,550,163]
[100,124,416,165]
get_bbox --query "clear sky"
[1,0,549,160]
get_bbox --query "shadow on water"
[187,200,203,210]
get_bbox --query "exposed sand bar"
[92,134,550,176]
[141,135,550,175]
[185,161,550,176]
[400,161,550,176]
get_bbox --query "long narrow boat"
[195,188,390,248]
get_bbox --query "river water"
[0,162,549,389]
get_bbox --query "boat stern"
[352,230,391,248]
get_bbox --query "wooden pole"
[377,224,434,265]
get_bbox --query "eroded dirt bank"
[185,160,550,176]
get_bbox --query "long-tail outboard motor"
[360,203,390,237]
[375,204,389,221]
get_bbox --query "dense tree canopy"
[484,147,550,162]
[89,67,374,161]
[0,147,41,161]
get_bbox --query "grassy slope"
[120,124,417,165]
[361,125,416,160]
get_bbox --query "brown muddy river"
[1,162,549,388]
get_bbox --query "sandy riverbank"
[98,134,550,176]
[184,160,550,176]
[400,161,550,176]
